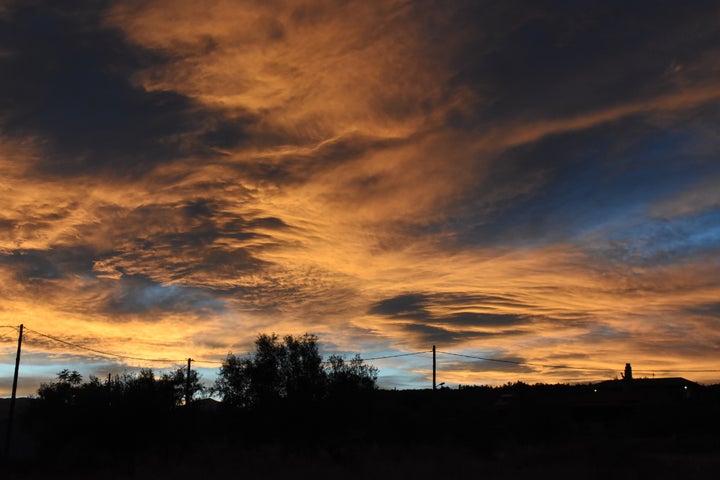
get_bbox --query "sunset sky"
[2,0,720,395]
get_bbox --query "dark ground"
[3,386,720,479]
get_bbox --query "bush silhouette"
[37,365,204,411]
[326,354,378,398]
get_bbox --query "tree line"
[36,333,377,410]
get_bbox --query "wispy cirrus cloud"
[2,0,720,391]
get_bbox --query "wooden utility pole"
[432,345,436,390]
[185,358,192,405]
[4,324,23,459]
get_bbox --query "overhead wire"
[190,359,227,365]
[23,327,187,364]
[321,350,431,365]
[19,326,431,366]
[437,350,619,372]
[1,325,19,342]
[355,350,432,361]
[4,325,717,377]
[22,327,248,366]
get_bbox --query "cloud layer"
[2,0,720,392]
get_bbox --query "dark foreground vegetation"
[3,335,720,479]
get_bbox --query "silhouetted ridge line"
[635,369,720,373]
[437,350,618,372]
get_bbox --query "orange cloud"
[477,84,720,152]
[109,0,459,143]
[3,1,720,394]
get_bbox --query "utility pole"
[185,358,192,406]
[432,345,436,390]
[4,324,23,460]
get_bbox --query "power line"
[19,326,429,366]
[9,325,718,377]
[23,327,187,364]
[437,351,619,372]
[1,326,19,344]
[357,351,432,362]
[320,350,431,365]
[190,358,226,365]
[21,327,243,366]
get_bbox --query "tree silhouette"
[214,353,253,408]
[37,369,84,405]
[283,333,325,402]
[214,333,322,407]
[162,365,205,405]
[214,333,377,408]
[250,333,287,405]
[57,369,82,385]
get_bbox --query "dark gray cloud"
[381,0,720,255]
[0,246,97,281]
[231,133,411,188]
[687,302,720,317]
[392,323,469,345]
[391,322,524,347]
[246,217,290,230]
[632,336,720,362]
[201,117,253,150]
[0,250,63,280]
[578,325,630,342]
[197,248,270,277]
[0,1,258,178]
[440,358,535,375]
[0,196,280,311]
[592,210,720,267]
[105,274,225,315]
[76,199,278,275]
[431,0,720,126]
[369,293,429,319]
[438,312,527,327]
[370,292,533,329]
[420,118,719,252]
